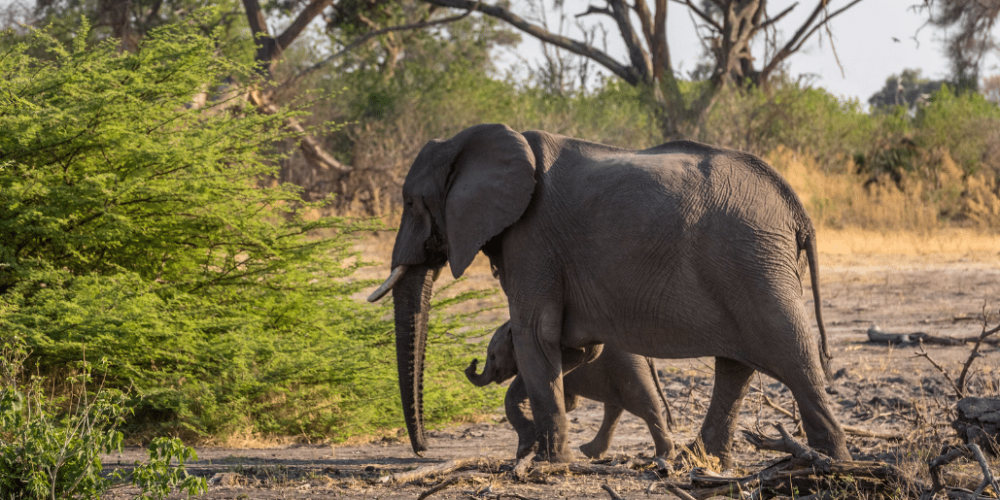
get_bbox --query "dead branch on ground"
[928,442,999,499]
[415,475,460,500]
[842,425,905,441]
[601,483,627,500]
[379,457,483,484]
[738,423,923,498]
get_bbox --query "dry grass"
[818,227,1000,259]
[769,145,1000,234]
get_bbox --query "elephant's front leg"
[512,310,573,462]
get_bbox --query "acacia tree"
[419,0,867,137]
[918,0,1000,93]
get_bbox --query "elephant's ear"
[445,124,536,278]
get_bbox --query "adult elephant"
[368,123,849,463]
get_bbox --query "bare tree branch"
[283,7,480,89]
[604,0,653,79]
[957,306,1000,393]
[679,0,722,32]
[274,0,334,51]
[914,343,963,398]
[248,88,351,175]
[576,5,613,18]
[422,0,642,84]
[758,2,798,30]
[760,0,866,80]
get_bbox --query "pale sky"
[3,0,996,105]
[498,0,1000,105]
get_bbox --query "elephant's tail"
[647,358,674,431]
[801,227,833,382]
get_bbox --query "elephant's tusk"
[367,265,409,302]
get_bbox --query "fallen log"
[738,423,923,498]
[866,325,966,346]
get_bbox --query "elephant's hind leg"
[746,300,851,461]
[699,357,753,467]
[579,404,623,459]
[771,357,851,461]
[636,403,674,458]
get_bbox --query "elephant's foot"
[516,437,537,459]
[677,438,731,469]
[533,432,574,462]
[652,439,675,459]
[579,440,608,459]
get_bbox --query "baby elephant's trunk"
[464,359,494,387]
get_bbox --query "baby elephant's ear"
[444,124,536,278]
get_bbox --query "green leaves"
[0,19,502,446]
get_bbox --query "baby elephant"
[466,322,673,459]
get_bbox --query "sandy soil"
[102,248,1000,499]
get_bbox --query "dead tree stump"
[953,397,1000,455]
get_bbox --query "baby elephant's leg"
[579,404,624,459]
[504,377,537,458]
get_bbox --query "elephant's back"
[513,139,812,359]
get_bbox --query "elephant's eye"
[404,197,414,207]
[489,353,495,360]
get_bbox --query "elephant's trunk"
[392,265,435,456]
[464,359,494,387]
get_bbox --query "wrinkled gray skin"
[465,322,674,459]
[372,123,849,464]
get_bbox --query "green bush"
[915,84,1000,176]
[0,20,502,443]
[0,339,206,499]
[699,78,873,172]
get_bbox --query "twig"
[957,306,1000,394]
[929,445,973,493]
[762,392,796,420]
[283,2,482,88]
[379,458,480,484]
[743,423,830,466]
[969,443,1000,499]
[416,476,460,500]
[914,344,964,398]
[843,425,905,441]
[498,494,541,500]
[601,484,627,500]
[527,462,643,479]
[667,484,698,500]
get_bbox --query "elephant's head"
[366,124,537,456]
[465,322,518,387]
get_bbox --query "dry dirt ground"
[102,239,1000,499]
